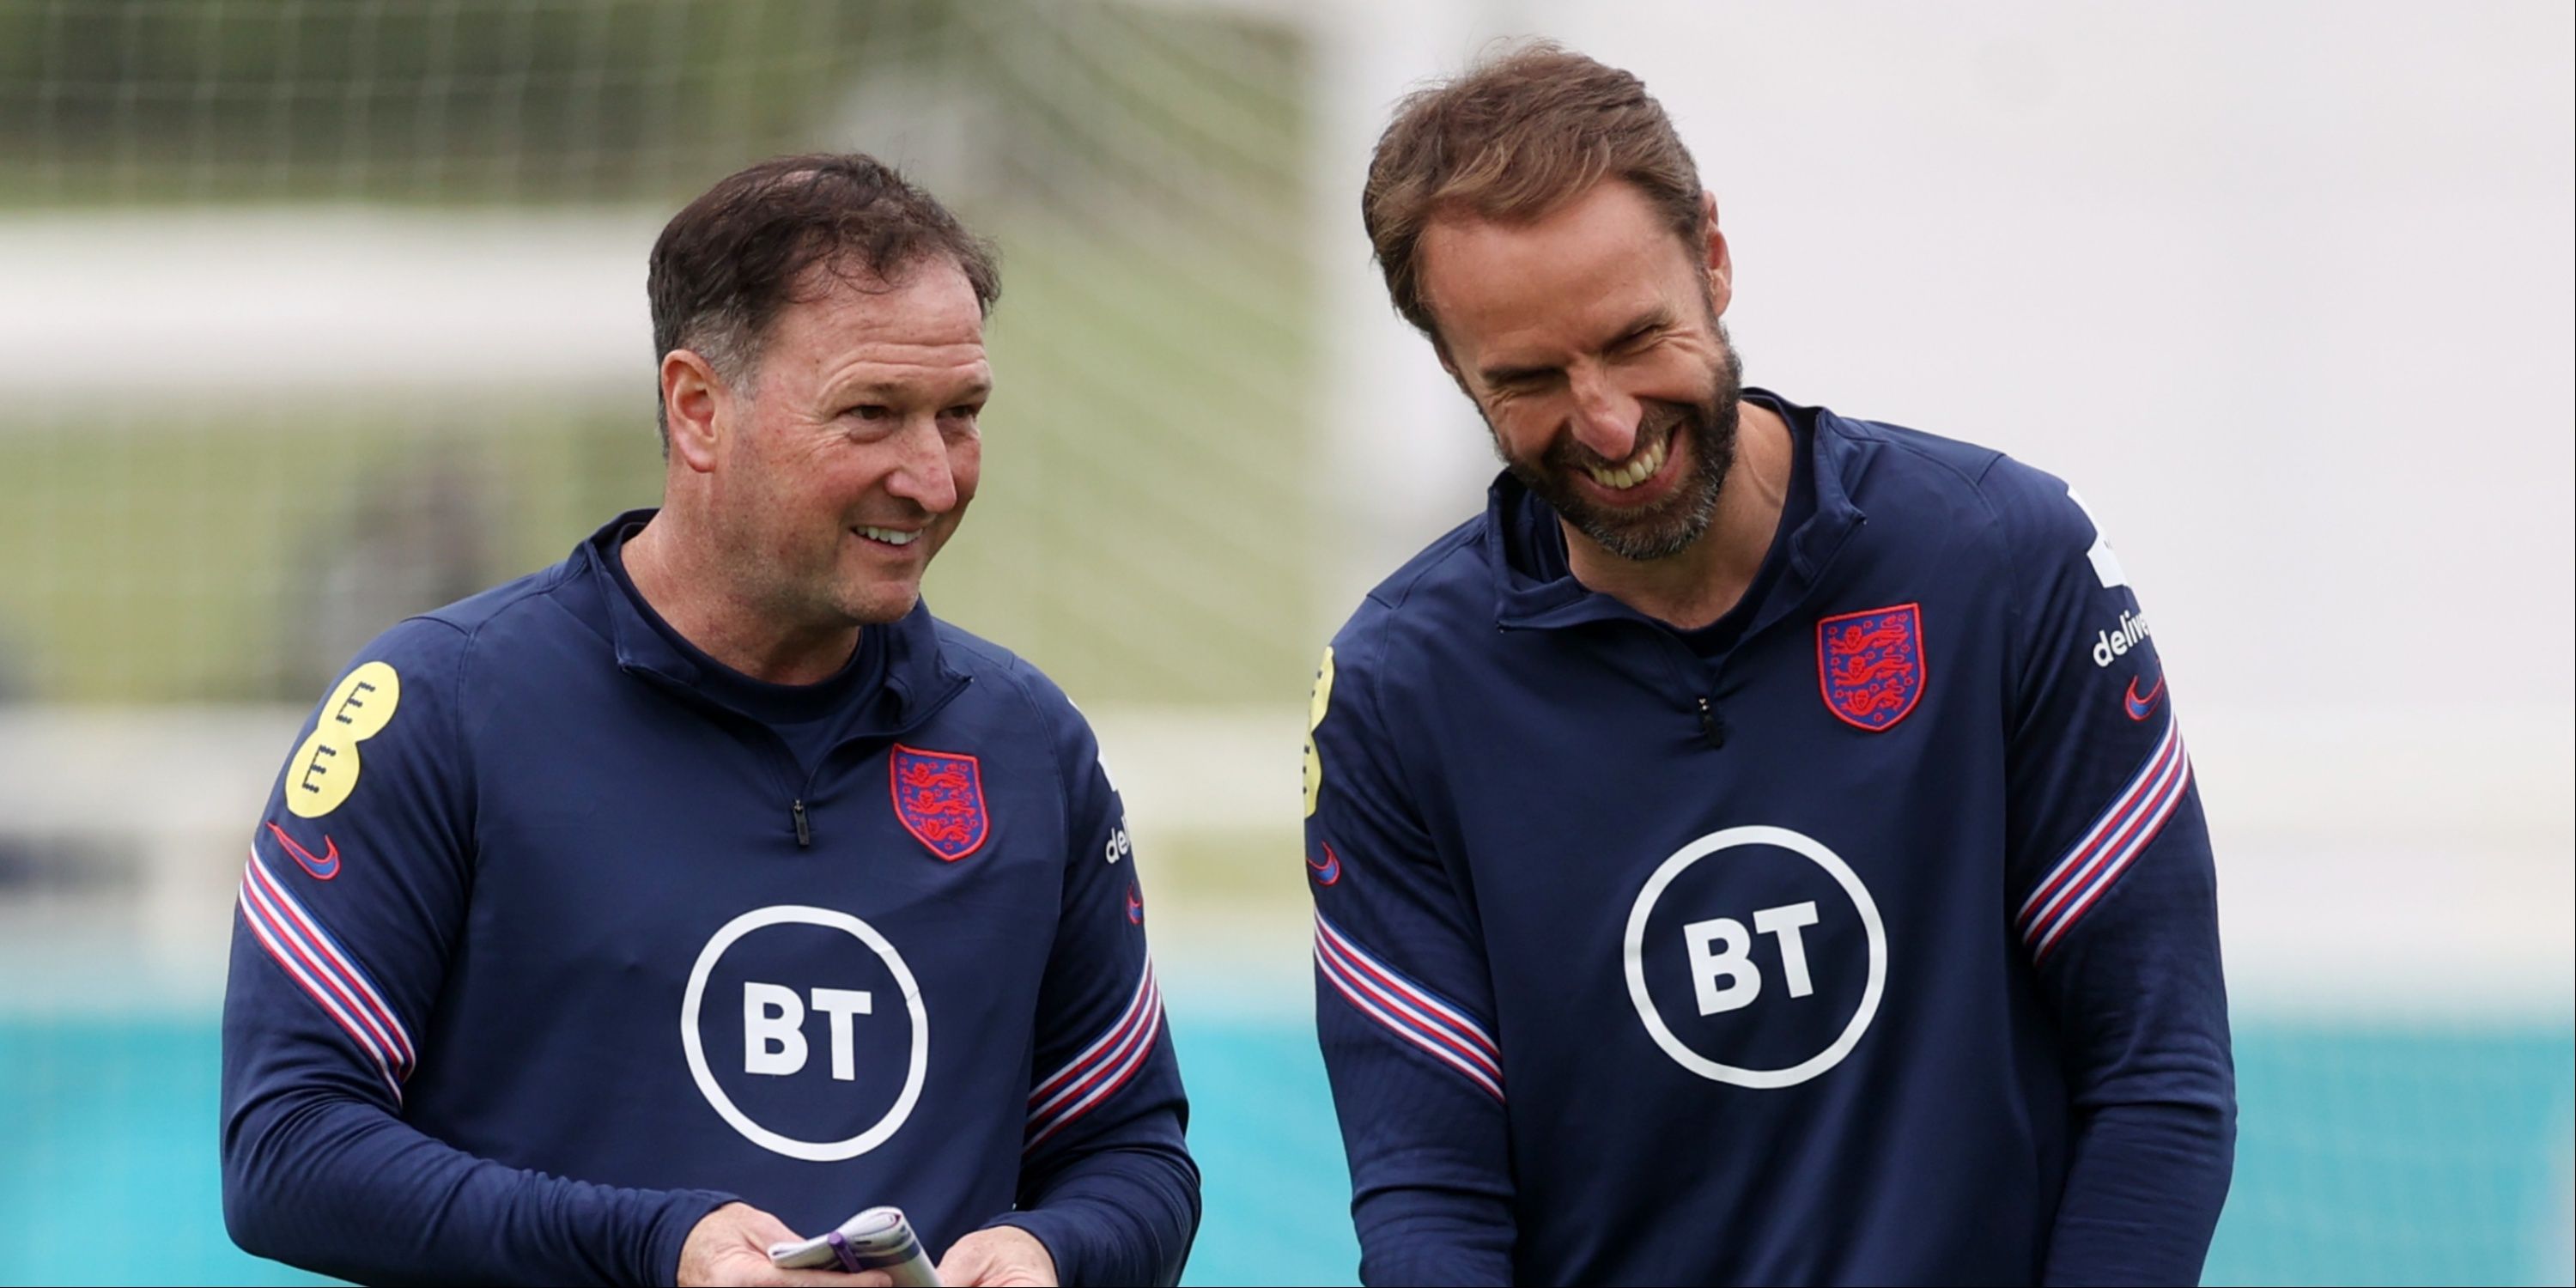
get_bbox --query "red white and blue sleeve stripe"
[2017,714,2195,963]
[235,850,418,1099]
[1025,957,1164,1150]
[1314,910,1504,1102]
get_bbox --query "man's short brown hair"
[647,153,1001,448]
[1363,43,1704,346]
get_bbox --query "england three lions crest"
[1817,604,1928,732]
[890,744,991,860]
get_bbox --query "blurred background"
[0,1,2566,1284]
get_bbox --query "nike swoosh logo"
[265,821,340,880]
[1306,844,1341,886]
[2125,672,2166,721]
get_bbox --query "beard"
[1495,328,1744,563]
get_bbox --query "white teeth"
[858,526,921,546]
[1584,435,1668,491]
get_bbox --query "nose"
[1566,364,1643,462]
[884,415,959,513]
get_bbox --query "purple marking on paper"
[826,1230,864,1274]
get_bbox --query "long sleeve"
[986,678,1200,1287]
[1990,467,2237,1285]
[220,620,735,1286]
[1303,630,1515,1287]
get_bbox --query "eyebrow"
[832,377,993,404]
[1476,305,1676,388]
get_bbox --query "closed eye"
[1608,321,1668,355]
[1481,368,1558,396]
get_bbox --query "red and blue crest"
[890,744,990,861]
[1817,603,1928,732]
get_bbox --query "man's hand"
[934,1225,1059,1286]
[677,1202,891,1287]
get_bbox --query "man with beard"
[1302,45,2233,1286]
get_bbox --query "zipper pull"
[791,799,812,848]
[1697,696,1726,750]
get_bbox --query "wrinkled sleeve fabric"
[220,618,734,1287]
[1303,623,1515,1287]
[986,669,1200,1287]
[1987,462,2236,1285]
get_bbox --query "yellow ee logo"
[1303,647,1334,818]
[285,661,401,819]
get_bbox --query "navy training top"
[221,511,1198,1286]
[1303,392,2233,1285]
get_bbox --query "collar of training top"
[577,508,970,735]
[1483,388,1873,635]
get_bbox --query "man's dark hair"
[647,153,1002,448]
[1364,43,1703,349]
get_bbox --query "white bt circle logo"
[1621,825,1887,1089]
[680,905,929,1161]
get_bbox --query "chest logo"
[890,744,990,861]
[1623,825,1888,1090]
[679,905,930,1162]
[1816,603,1927,732]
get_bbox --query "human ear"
[1698,191,1736,317]
[659,349,728,473]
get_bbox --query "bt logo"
[741,983,875,1081]
[681,906,929,1162]
[1624,826,1886,1090]
[1683,901,1820,1016]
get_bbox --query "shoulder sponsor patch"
[2089,608,2152,667]
[890,744,990,861]
[285,661,401,818]
[2066,486,2129,589]
[1303,646,1334,818]
[1816,604,1927,732]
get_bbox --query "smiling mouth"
[854,525,923,548]
[1579,430,1672,492]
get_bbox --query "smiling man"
[221,155,1197,1288]
[1303,46,2233,1285]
